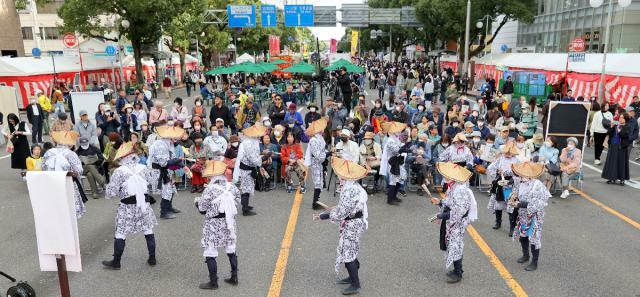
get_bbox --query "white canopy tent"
[235,53,255,64]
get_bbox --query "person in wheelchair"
[359,132,382,191]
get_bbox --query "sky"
[261,0,365,41]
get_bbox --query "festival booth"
[164,54,198,82]
[472,53,640,107]
[235,53,255,64]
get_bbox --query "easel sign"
[26,171,82,297]
[545,101,591,164]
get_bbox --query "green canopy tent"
[205,66,226,75]
[282,61,315,74]
[257,62,278,72]
[324,62,364,73]
[271,59,287,65]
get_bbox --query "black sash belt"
[72,176,88,203]
[345,212,363,220]
[152,163,170,186]
[213,213,226,218]
[439,209,469,251]
[120,194,156,205]
[239,162,256,171]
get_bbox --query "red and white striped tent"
[471,53,640,107]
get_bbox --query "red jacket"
[281,143,303,176]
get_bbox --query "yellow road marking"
[571,187,640,230]
[437,192,528,297]
[267,191,303,297]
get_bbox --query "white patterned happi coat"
[442,182,473,269]
[198,175,241,251]
[233,137,262,195]
[486,154,519,212]
[147,138,177,200]
[328,181,368,274]
[304,134,326,189]
[42,147,86,219]
[106,155,158,238]
[512,178,551,249]
[380,136,406,186]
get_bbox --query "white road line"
[0,154,10,160]
[582,162,640,189]
[602,149,640,167]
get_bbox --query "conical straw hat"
[51,131,80,146]
[511,162,544,178]
[331,157,368,181]
[243,123,267,138]
[305,117,328,135]
[452,132,468,143]
[501,141,520,155]
[114,141,135,161]
[436,162,473,183]
[156,125,185,139]
[202,160,227,177]
[382,121,407,134]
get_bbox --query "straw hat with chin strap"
[156,125,185,139]
[242,123,267,138]
[452,132,468,143]
[305,117,328,136]
[436,162,473,183]
[511,161,544,178]
[51,131,80,146]
[114,142,136,161]
[202,160,227,177]
[332,157,368,181]
[382,121,407,134]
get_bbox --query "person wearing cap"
[335,129,360,163]
[196,160,242,290]
[359,132,382,190]
[233,123,266,216]
[494,126,510,149]
[102,142,158,270]
[74,109,97,146]
[26,98,45,144]
[469,131,483,156]
[439,133,474,169]
[43,131,87,218]
[148,125,186,219]
[524,133,544,155]
[462,121,475,138]
[519,104,538,139]
[444,117,462,139]
[304,118,328,210]
[76,136,105,198]
[487,141,521,234]
[380,121,409,206]
[508,162,551,272]
[237,98,261,130]
[36,89,52,135]
[51,112,73,132]
[284,103,304,129]
[313,158,369,295]
[430,162,477,283]
[304,104,321,128]
[119,103,138,140]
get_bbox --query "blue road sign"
[31,48,41,57]
[261,5,277,27]
[284,5,314,27]
[105,45,116,56]
[227,5,256,28]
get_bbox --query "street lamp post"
[119,19,130,91]
[476,15,495,79]
[590,0,631,102]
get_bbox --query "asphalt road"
[1,86,639,297]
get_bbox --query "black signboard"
[546,101,591,151]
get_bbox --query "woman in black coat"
[2,113,31,173]
[602,113,631,185]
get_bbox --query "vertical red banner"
[330,39,337,53]
[269,35,280,56]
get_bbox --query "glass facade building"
[517,0,640,53]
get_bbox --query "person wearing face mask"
[74,110,97,146]
[76,136,106,198]
[509,162,551,272]
[131,102,148,132]
[519,104,537,140]
[390,101,409,124]
[537,136,560,190]
[189,132,213,193]
[148,125,186,219]
[43,131,87,218]
[304,104,321,128]
[335,129,360,163]
[380,122,409,206]
[444,117,462,139]
[203,124,228,161]
[558,138,582,197]
[304,118,328,210]
[438,133,474,169]
[120,104,138,141]
[149,101,168,127]
[192,98,208,124]
[469,131,483,156]
[190,118,208,141]
[210,96,232,130]
[328,100,349,132]
[359,132,382,191]
[514,135,530,161]
[430,162,477,284]
[369,99,388,121]
[411,103,428,127]
[233,123,267,216]
[487,141,521,235]
[284,103,304,129]
[313,157,369,295]
[474,118,490,140]
[171,97,192,129]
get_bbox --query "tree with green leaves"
[58,0,190,85]
[415,0,535,62]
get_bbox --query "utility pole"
[462,0,471,76]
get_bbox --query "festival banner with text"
[269,35,280,56]
[330,39,337,53]
[350,31,359,57]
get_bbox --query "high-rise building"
[18,0,67,54]
[0,0,26,57]
[517,0,640,53]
